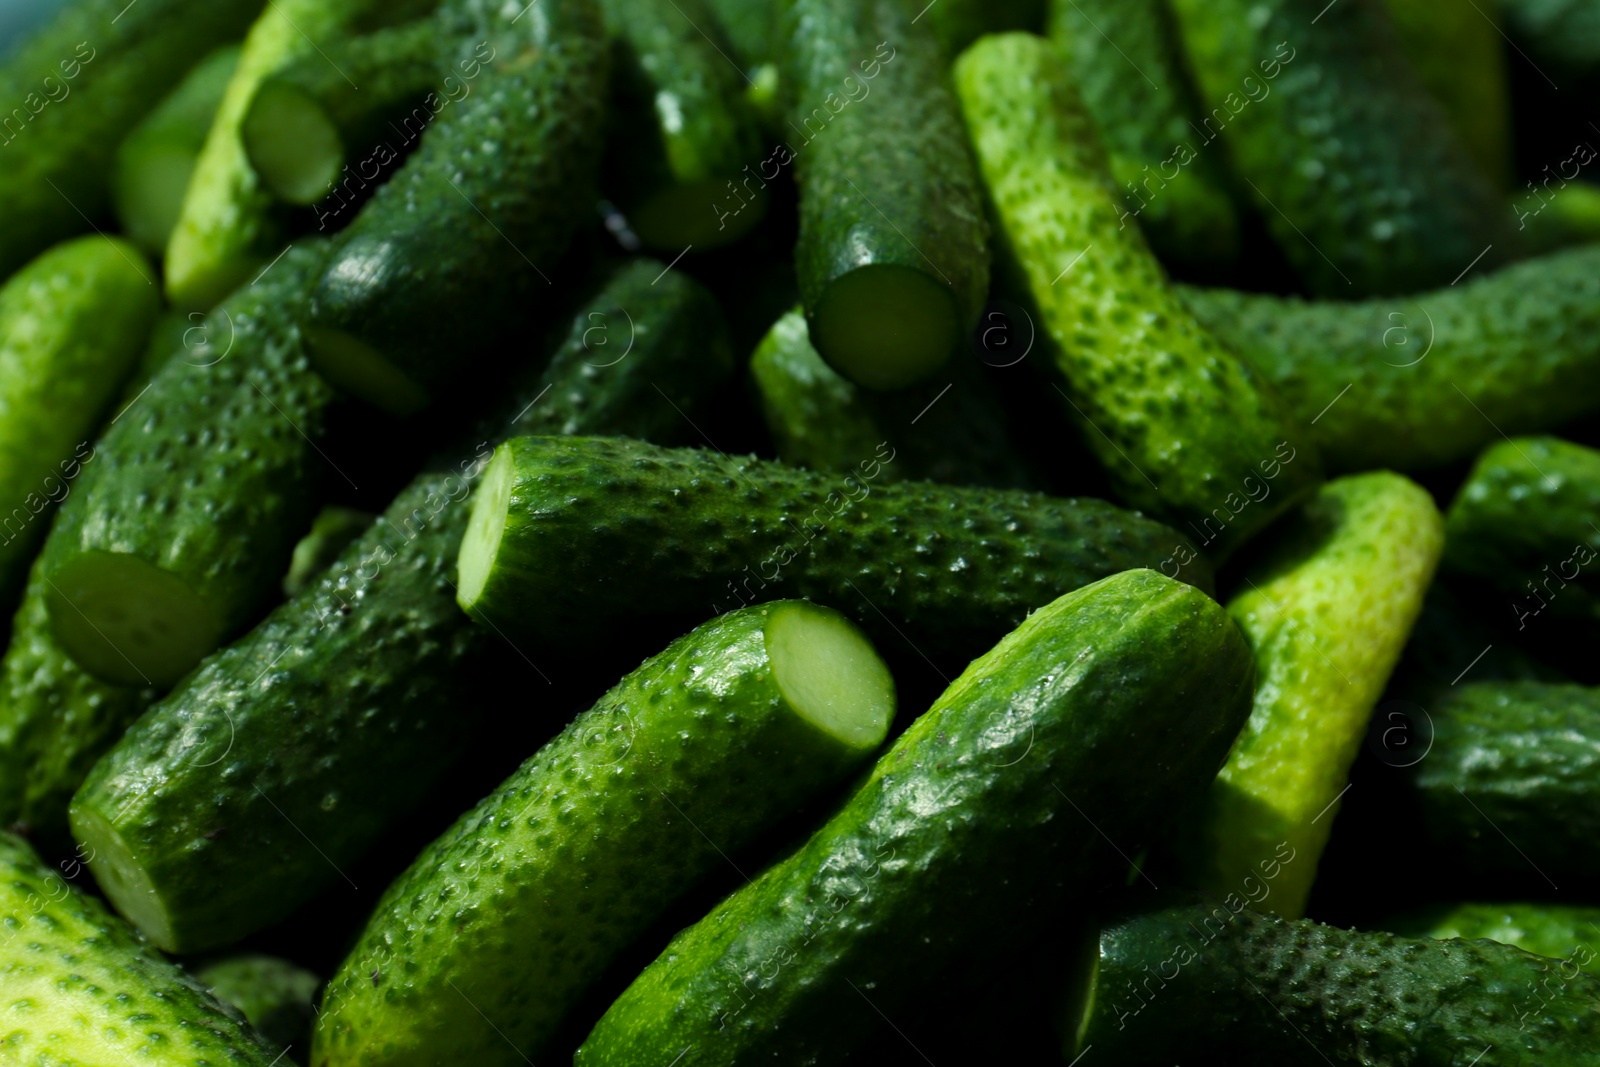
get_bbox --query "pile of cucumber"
[5,0,1600,1062]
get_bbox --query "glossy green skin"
[464,434,1214,662]
[1443,437,1600,632]
[1195,473,1442,919]
[39,241,335,685]
[70,262,734,953]
[750,306,1034,488]
[198,954,321,1052]
[282,506,375,598]
[0,0,262,280]
[1178,246,1600,473]
[576,570,1256,1066]
[1077,902,1600,1064]
[315,603,887,1067]
[0,236,160,608]
[1048,0,1240,272]
[1414,681,1600,882]
[1385,902,1600,974]
[925,0,1044,55]
[955,34,1320,560]
[0,832,277,1065]
[782,0,990,376]
[305,0,609,399]
[1169,0,1513,297]
[1497,0,1600,85]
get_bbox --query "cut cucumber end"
[242,81,345,206]
[305,326,431,416]
[70,800,178,952]
[45,552,224,687]
[811,264,960,391]
[629,179,767,251]
[1062,938,1099,1060]
[765,601,895,751]
[457,444,515,614]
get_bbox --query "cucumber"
[0,236,160,610]
[282,505,375,597]
[198,954,321,1053]
[1168,0,1514,296]
[456,435,1215,662]
[70,260,736,953]
[302,0,610,416]
[1518,181,1600,253]
[600,0,767,249]
[701,0,774,67]
[315,600,895,1066]
[749,306,1035,488]
[1177,245,1600,473]
[1497,0,1600,86]
[1385,580,1570,705]
[0,831,279,1065]
[0,0,263,281]
[781,0,990,390]
[954,33,1321,560]
[1384,901,1600,973]
[1047,0,1241,273]
[575,569,1256,1066]
[1070,899,1600,1064]
[113,45,241,256]
[1188,473,1442,919]
[1443,436,1600,633]
[924,0,1044,56]
[241,20,437,206]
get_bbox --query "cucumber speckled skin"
[313,602,892,1067]
[1178,246,1600,473]
[1168,0,1515,297]
[0,831,278,1065]
[1073,900,1600,1064]
[198,954,322,1053]
[954,33,1320,561]
[1384,901,1600,973]
[69,262,735,954]
[575,570,1256,1067]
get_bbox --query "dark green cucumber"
[1178,246,1600,473]
[303,0,609,416]
[0,0,262,280]
[1443,436,1600,632]
[1168,0,1514,296]
[1384,580,1570,705]
[1048,0,1241,273]
[69,260,735,953]
[600,0,767,249]
[955,33,1320,560]
[1518,181,1600,254]
[749,305,1034,488]
[241,20,437,206]
[1384,902,1600,974]
[39,240,335,689]
[282,506,375,597]
[0,236,161,610]
[1071,900,1600,1064]
[781,0,989,390]
[1497,0,1600,86]
[924,0,1044,56]
[456,435,1214,662]
[575,569,1256,1066]
[0,831,278,1064]
[198,954,322,1053]
[315,601,894,1066]
[1411,680,1600,883]
[113,45,241,256]
[701,0,774,67]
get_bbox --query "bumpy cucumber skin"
[305,0,609,397]
[750,306,1035,488]
[1443,437,1600,630]
[955,34,1320,560]
[199,954,322,1052]
[283,505,375,598]
[1178,246,1600,473]
[1169,0,1513,297]
[1194,473,1442,919]
[783,0,990,374]
[314,603,887,1067]
[1385,902,1600,973]
[1048,0,1240,272]
[1080,901,1600,1065]
[0,236,160,608]
[1414,681,1600,882]
[0,0,262,280]
[464,435,1214,661]
[40,240,336,684]
[70,262,735,954]
[0,831,277,1065]
[576,570,1255,1066]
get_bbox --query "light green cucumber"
[1517,181,1600,253]
[282,505,374,597]
[955,33,1321,560]
[1384,901,1600,973]
[1188,473,1443,919]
